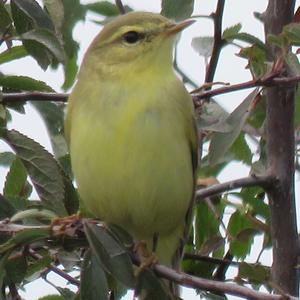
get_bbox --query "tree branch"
[264,0,298,295]
[205,0,226,83]
[195,175,276,202]
[115,0,125,14]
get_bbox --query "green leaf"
[230,133,252,165]
[11,208,57,223]
[38,296,65,300]
[84,221,135,288]
[161,0,194,21]
[86,1,119,16]
[11,0,55,31]
[0,2,12,35]
[0,194,16,219]
[208,89,260,165]
[3,129,67,216]
[222,23,242,41]
[43,0,64,35]
[227,32,266,50]
[62,55,78,91]
[0,46,28,65]
[20,29,65,63]
[228,211,256,259]
[135,268,172,300]
[238,262,269,284]
[285,51,300,75]
[0,228,49,254]
[0,152,15,167]
[81,250,109,300]
[0,75,54,92]
[26,252,52,281]
[283,23,300,46]
[5,255,27,284]
[4,157,27,198]
[191,36,214,58]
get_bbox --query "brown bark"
[264,0,299,295]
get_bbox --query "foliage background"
[0,0,299,299]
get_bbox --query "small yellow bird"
[65,10,198,292]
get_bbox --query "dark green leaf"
[86,1,119,16]
[161,0,194,21]
[38,296,65,300]
[11,0,54,31]
[0,194,16,219]
[56,287,76,300]
[208,89,260,165]
[20,29,65,63]
[295,84,300,127]
[230,133,252,165]
[228,211,256,259]
[43,0,64,34]
[0,228,49,254]
[0,2,12,35]
[81,250,109,300]
[222,23,242,41]
[0,75,53,92]
[4,157,27,198]
[3,129,67,216]
[26,252,52,280]
[84,221,135,288]
[62,55,78,91]
[135,268,172,300]
[5,255,27,284]
[0,152,15,167]
[238,262,269,284]
[191,36,214,58]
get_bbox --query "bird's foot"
[51,214,82,237]
[133,240,158,276]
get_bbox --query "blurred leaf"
[84,221,135,288]
[208,89,259,165]
[238,262,269,284]
[5,255,27,284]
[285,51,300,75]
[0,2,12,35]
[43,0,64,35]
[161,0,194,21]
[238,46,268,78]
[0,75,54,92]
[196,99,231,132]
[228,32,266,50]
[222,23,242,41]
[60,0,86,89]
[283,23,300,46]
[230,133,252,165]
[81,250,109,300]
[191,36,214,58]
[56,287,76,300]
[267,34,287,48]
[0,46,28,65]
[0,228,49,254]
[10,208,57,223]
[0,152,15,167]
[38,296,65,300]
[11,0,54,31]
[228,211,256,259]
[20,29,65,63]
[4,129,67,216]
[295,84,300,127]
[0,194,16,219]
[3,157,27,198]
[86,1,119,16]
[135,268,172,300]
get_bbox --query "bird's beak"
[165,19,195,36]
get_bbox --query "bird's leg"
[134,233,160,275]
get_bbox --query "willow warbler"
[65,11,198,275]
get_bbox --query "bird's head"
[81,12,194,77]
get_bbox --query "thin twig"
[196,175,277,202]
[184,252,239,267]
[115,0,125,14]
[29,249,80,287]
[205,0,226,83]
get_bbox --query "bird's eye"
[123,31,142,44]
